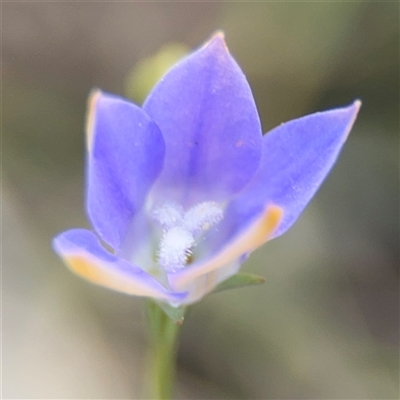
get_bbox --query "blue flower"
[53,33,360,306]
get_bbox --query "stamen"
[152,201,224,273]
[158,227,195,272]
[152,202,184,229]
[183,201,224,235]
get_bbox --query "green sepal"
[156,301,187,325]
[212,272,266,294]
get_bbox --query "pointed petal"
[169,205,282,290]
[202,100,360,262]
[220,101,361,242]
[175,102,359,292]
[143,32,262,207]
[86,90,165,250]
[53,229,185,302]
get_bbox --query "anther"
[158,227,195,272]
[152,202,184,229]
[183,201,224,235]
[152,201,224,273]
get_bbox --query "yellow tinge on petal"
[202,30,229,53]
[62,254,164,298]
[85,89,101,153]
[170,204,283,290]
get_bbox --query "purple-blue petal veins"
[143,32,262,207]
[86,90,165,250]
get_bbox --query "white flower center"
[152,201,223,272]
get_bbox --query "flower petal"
[169,205,282,290]
[86,90,165,250]
[211,101,361,252]
[178,260,242,305]
[53,229,185,302]
[143,32,262,207]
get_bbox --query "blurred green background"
[3,2,399,399]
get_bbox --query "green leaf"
[156,301,187,325]
[212,272,266,294]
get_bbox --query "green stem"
[146,300,182,399]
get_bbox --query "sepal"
[212,272,266,294]
[156,302,187,325]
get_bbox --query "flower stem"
[146,300,182,399]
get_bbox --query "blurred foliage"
[125,42,189,104]
[3,2,398,399]
[222,2,364,128]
